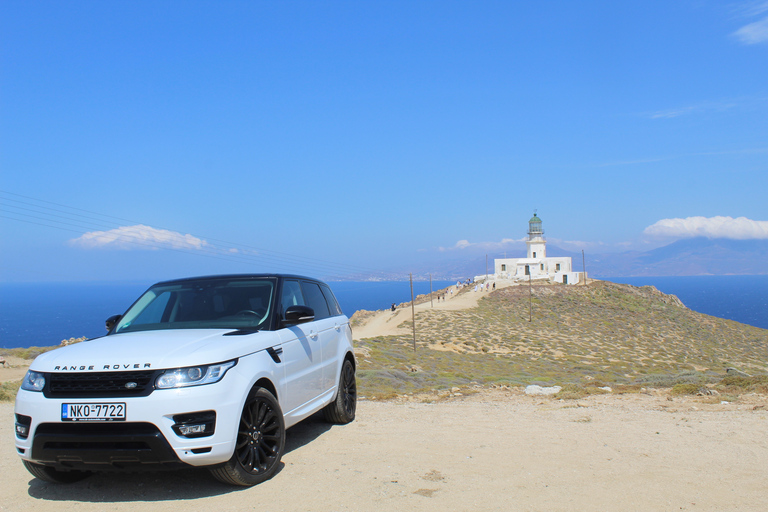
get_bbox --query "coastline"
[1,279,767,510]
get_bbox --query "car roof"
[151,274,328,287]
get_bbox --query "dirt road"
[2,390,766,512]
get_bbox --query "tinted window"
[280,280,305,316]
[115,278,275,333]
[320,285,343,316]
[132,290,172,325]
[301,281,330,320]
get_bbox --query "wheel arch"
[343,350,356,370]
[253,377,278,401]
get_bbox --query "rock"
[598,386,612,392]
[525,385,562,396]
[451,387,461,393]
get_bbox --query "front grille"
[45,370,159,398]
[31,422,182,469]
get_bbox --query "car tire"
[322,359,356,424]
[22,460,91,484]
[209,387,285,486]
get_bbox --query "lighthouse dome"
[528,213,544,237]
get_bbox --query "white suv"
[14,274,356,486]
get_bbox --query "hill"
[353,280,768,397]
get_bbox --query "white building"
[493,213,581,285]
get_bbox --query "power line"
[0,190,400,280]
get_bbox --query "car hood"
[30,329,282,372]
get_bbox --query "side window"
[320,285,343,317]
[280,280,305,317]
[300,281,330,320]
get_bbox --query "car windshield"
[114,277,275,334]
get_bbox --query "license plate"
[61,403,126,422]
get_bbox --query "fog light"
[178,424,207,436]
[172,410,216,438]
[15,414,31,439]
[15,423,29,438]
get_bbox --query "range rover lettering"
[14,274,357,486]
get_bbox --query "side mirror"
[106,315,122,331]
[283,305,314,325]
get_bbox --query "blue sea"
[0,280,457,349]
[1,277,766,349]
[606,275,768,331]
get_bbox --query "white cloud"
[734,16,768,44]
[646,99,739,119]
[70,225,209,250]
[739,1,768,17]
[439,238,525,252]
[454,240,471,249]
[644,216,768,240]
[732,2,768,44]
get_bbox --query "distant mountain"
[375,238,768,281]
[588,238,768,277]
[342,238,768,281]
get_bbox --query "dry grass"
[0,381,21,402]
[356,281,768,398]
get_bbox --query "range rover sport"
[14,274,356,486]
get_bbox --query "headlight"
[21,370,46,392]
[156,360,237,389]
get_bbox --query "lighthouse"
[492,212,580,285]
[526,212,547,260]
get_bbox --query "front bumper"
[14,373,246,471]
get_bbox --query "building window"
[533,252,537,258]
[540,264,544,270]
[501,264,506,271]
[556,263,561,271]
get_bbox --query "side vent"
[266,347,283,364]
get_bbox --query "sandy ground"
[2,283,767,511]
[2,392,767,511]
[1,356,29,383]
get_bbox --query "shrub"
[670,383,702,395]
[0,381,21,402]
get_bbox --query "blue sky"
[1,1,767,282]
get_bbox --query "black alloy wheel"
[323,359,356,424]
[210,387,285,486]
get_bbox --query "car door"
[320,283,346,391]
[299,280,338,395]
[276,279,323,414]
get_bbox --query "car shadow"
[27,412,336,502]
[283,411,335,455]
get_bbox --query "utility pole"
[485,254,488,281]
[410,273,416,351]
[430,273,433,307]
[528,272,532,322]
[582,250,587,286]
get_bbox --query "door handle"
[309,330,318,340]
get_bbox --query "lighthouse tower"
[492,211,577,284]
[526,212,546,259]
